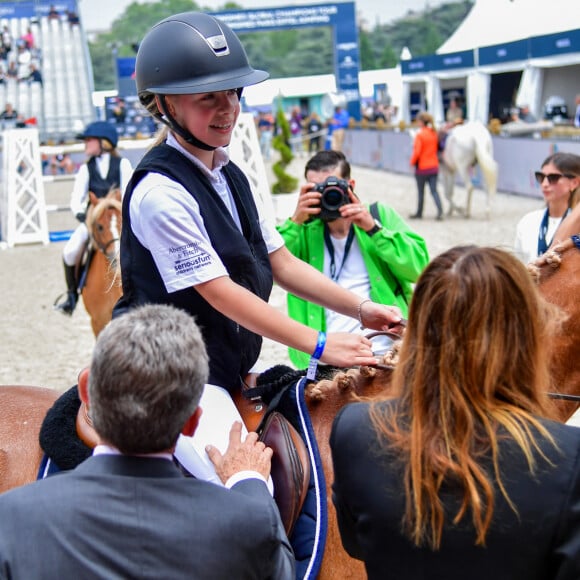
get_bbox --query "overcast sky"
[78,0,454,31]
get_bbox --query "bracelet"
[572,234,580,250]
[311,331,326,359]
[357,299,372,330]
[306,331,326,381]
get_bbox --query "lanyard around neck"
[323,224,355,281]
[537,207,570,256]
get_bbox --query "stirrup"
[53,292,77,315]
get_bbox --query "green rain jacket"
[277,203,429,368]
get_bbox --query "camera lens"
[322,187,345,209]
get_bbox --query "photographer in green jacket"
[277,150,429,368]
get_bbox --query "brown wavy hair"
[370,245,563,549]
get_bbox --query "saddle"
[43,381,311,537]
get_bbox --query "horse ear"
[111,188,121,202]
[88,191,99,206]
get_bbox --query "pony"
[439,121,498,219]
[529,237,580,422]
[81,189,122,337]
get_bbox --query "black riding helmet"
[136,12,269,151]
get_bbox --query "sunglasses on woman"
[534,171,575,185]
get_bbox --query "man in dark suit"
[0,304,294,579]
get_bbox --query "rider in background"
[277,149,429,368]
[54,121,133,315]
[113,12,402,482]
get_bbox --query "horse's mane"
[86,190,122,233]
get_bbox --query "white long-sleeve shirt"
[69,153,133,216]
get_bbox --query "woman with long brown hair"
[331,245,580,579]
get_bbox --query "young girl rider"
[54,121,133,315]
[113,12,403,481]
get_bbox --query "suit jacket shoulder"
[0,455,294,579]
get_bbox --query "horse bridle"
[89,205,120,262]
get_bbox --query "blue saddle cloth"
[286,377,327,580]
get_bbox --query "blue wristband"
[307,332,326,381]
[572,234,580,250]
[311,331,326,360]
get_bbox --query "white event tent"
[401,0,580,125]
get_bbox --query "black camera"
[313,176,351,221]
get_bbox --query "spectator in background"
[16,45,31,80]
[0,42,9,64]
[514,152,580,264]
[445,97,464,127]
[6,60,17,79]
[2,25,12,56]
[25,63,43,87]
[330,105,349,151]
[409,111,444,221]
[48,5,60,20]
[0,102,18,121]
[20,27,34,50]
[111,97,126,125]
[66,9,80,27]
[50,152,76,175]
[257,110,274,161]
[306,112,323,153]
[511,103,537,123]
[574,94,580,128]
[289,106,303,155]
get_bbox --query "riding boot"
[55,262,78,315]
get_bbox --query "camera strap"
[323,224,355,281]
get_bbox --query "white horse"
[439,121,498,219]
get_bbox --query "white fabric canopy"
[426,76,444,125]
[516,66,544,118]
[467,71,491,124]
[437,0,580,54]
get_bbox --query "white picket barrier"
[1,128,49,247]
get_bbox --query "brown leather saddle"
[76,379,310,537]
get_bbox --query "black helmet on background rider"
[135,11,269,151]
[76,121,119,151]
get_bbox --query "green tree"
[378,44,398,69]
[358,30,376,70]
[271,107,298,194]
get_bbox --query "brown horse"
[0,360,396,577]
[82,190,122,337]
[0,386,60,493]
[531,237,580,422]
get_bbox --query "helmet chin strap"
[158,96,217,151]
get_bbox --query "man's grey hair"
[89,304,208,454]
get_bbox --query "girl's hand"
[320,332,377,367]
